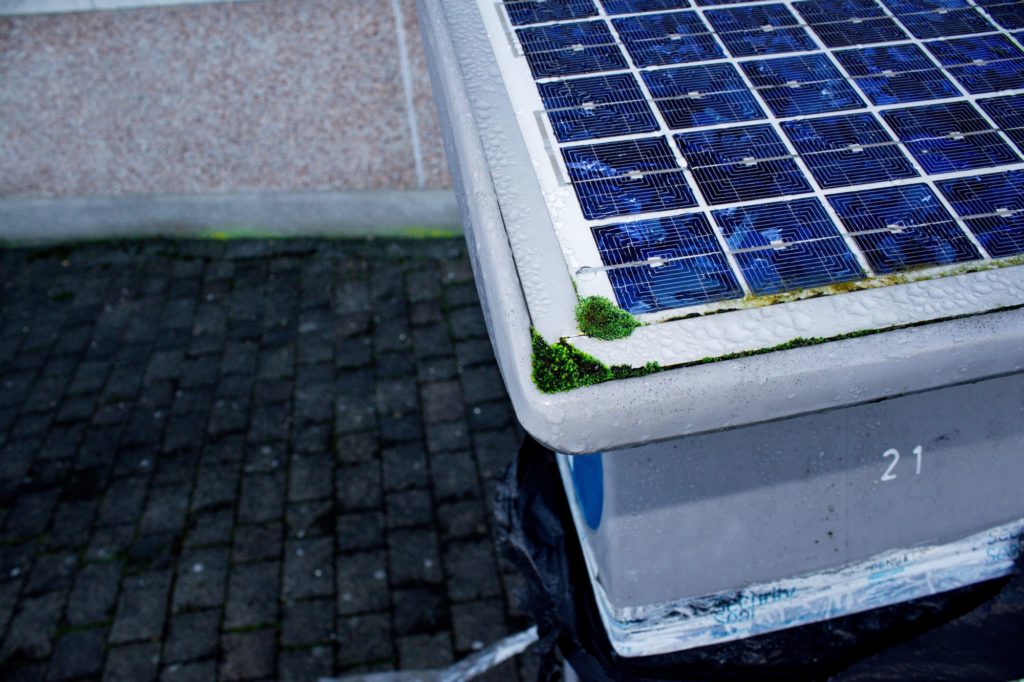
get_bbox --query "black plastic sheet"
[496,436,1024,681]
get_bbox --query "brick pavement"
[0,239,538,681]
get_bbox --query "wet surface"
[0,239,535,681]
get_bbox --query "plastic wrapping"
[496,436,1024,681]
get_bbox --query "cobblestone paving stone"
[0,239,539,681]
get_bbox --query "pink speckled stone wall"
[0,0,452,198]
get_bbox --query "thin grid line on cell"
[712,197,867,293]
[935,168,1024,255]
[828,183,984,272]
[562,136,700,217]
[592,212,746,312]
[881,99,1021,172]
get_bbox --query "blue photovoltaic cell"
[562,137,698,218]
[713,198,864,293]
[504,0,598,26]
[642,63,766,128]
[675,124,813,204]
[500,0,1024,313]
[704,5,817,56]
[601,0,691,13]
[893,8,994,39]
[828,185,981,272]
[937,170,1024,257]
[539,74,659,142]
[782,113,918,188]
[703,3,798,33]
[793,0,908,47]
[881,101,1020,173]
[834,44,960,104]
[517,21,628,79]
[977,94,1024,152]
[611,12,724,66]
[793,0,888,22]
[880,0,965,12]
[986,4,1024,31]
[925,34,1024,93]
[592,213,743,312]
[743,54,866,116]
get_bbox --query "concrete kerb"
[0,189,462,244]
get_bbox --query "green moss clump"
[575,296,640,340]
[531,330,660,393]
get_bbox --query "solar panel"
[592,213,745,311]
[937,169,1024,256]
[562,137,699,218]
[489,0,1024,317]
[793,0,909,47]
[611,12,724,66]
[781,113,918,187]
[881,101,1020,172]
[504,0,599,26]
[713,198,866,293]
[675,124,813,203]
[828,184,983,272]
[539,73,660,141]
[833,44,961,104]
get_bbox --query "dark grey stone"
[334,431,378,464]
[388,528,443,586]
[278,646,333,682]
[109,570,172,643]
[163,609,220,663]
[437,500,490,540]
[460,365,507,406]
[172,548,228,612]
[282,537,334,600]
[444,540,502,602]
[429,451,481,501]
[220,629,276,681]
[336,511,386,552]
[336,612,392,667]
[288,453,333,501]
[381,443,428,492]
[426,421,471,454]
[47,627,106,681]
[386,489,434,529]
[281,598,334,646]
[337,551,389,616]
[336,461,382,512]
[66,561,123,626]
[1,591,65,659]
[160,660,217,682]
[392,587,447,636]
[232,524,282,563]
[282,498,332,541]
[473,429,519,481]
[451,599,508,654]
[139,486,191,535]
[224,561,279,628]
[25,553,78,596]
[420,381,464,423]
[238,473,285,524]
[103,643,160,682]
[398,632,455,669]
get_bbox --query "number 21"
[881,445,923,482]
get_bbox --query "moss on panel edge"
[575,296,641,340]
[531,330,659,394]
[530,303,1024,393]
